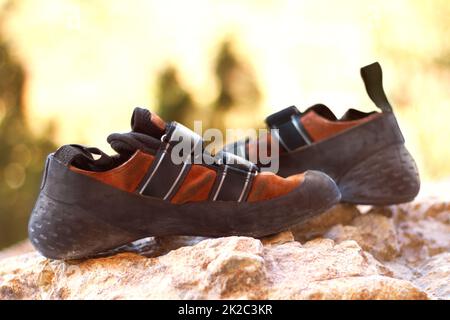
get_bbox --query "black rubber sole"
[337,143,420,205]
[277,113,420,206]
[28,155,340,260]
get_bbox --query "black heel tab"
[360,62,393,113]
[54,144,94,166]
[54,144,113,170]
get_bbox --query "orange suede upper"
[247,172,304,202]
[71,150,303,203]
[248,111,380,160]
[70,151,154,193]
[171,165,217,204]
[300,111,381,142]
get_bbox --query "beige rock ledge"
[0,237,426,300]
[0,198,448,300]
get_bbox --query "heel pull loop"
[360,62,393,113]
[54,144,112,169]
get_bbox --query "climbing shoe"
[224,62,420,205]
[28,107,340,260]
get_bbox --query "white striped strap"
[210,151,259,202]
[137,122,202,200]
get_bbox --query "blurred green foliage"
[156,66,194,125]
[0,34,55,249]
[157,40,261,133]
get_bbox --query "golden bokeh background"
[0,0,449,248]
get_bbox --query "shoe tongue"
[131,107,166,139]
[107,107,167,157]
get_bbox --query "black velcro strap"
[265,106,312,152]
[210,152,258,202]
[360,62,393,113]
[138,122,202,200]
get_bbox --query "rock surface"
[0,198,449,300]
[0,237,426,300]
[0,240,33,260]
[325,212,400,261]
[413,253,450,300]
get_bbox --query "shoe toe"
[300,170,341,211]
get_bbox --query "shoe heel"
[338,144,420,205]
[28,156,136,260]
